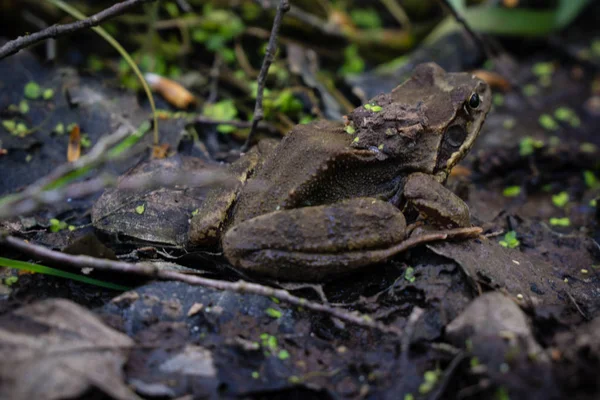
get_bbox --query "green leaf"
[202,99,238,133]
[277,350,290,360]
[266,307,282,319]
[0,257,130,291]
[551,192,569,208]
[24,81,42,99]
[502,186,521,197]
[499,231,520,248]
[43,88,55,100]
[339,45,365,76]
[135,204,145,214]
[19,100,29,114]
[519,136,544,156]
[538,114,559,131]
[350,8,382,29]
[549,217,570,227]
[404,266,416,283]
[583,171,600,189]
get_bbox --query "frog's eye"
[468,93,480,109]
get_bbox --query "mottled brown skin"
[189,63,492,281]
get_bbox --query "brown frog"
[189,63,491,281]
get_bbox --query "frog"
[189,63,492,281]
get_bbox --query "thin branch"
[0,0,157,61]
[437,0,493,61]
[241,0,290,152]
[1,234,404,338]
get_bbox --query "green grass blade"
[0,256,130,291]
[45,0,159,146]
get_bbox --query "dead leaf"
[67,123,81,162]
[145,73,196,109]
[152,143,170,159]
[0,299,138,400]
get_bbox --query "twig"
[0,121,137,219]
[194,116,277,133]
[241,0,290,152]
[437,0,493,61]
[1,234,405,338]
[207,54,222,104]
[0,0,157,60]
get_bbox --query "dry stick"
[0,123,136,219]
[241,0,290,152]
[1,235,405,338]
[0,0,157,60]
[437,0,494,62]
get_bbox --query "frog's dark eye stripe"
[468,93,480,109]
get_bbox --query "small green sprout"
[493,93,504,107]
[419,369,441,394]
[4,276,18,286]
[499,231,520,249]
[519,136,544,156]
[191,208,200,216]
[135,204,145,214]
[19,100,29,114]
[502,186,521,197]
[43,89,54,100]
[590,199,597,207]
[202,100,238,133]
[580,142,597,153]
[554,107,580,127]
[277,350,290,360]
[549,217,570,227]
[339,44,365,76]
[404,266,416,283]
[265,307,282,319]
[532,62,554,77]
[502,118,516,130]
[538,114,558,131]
[352,136,359,144]
[49,218,68,232]
[371,105,382,112]
[345,125,356,134]
[251,371,260,379]
[584,171,599,189]
[24,81,42,99]
[522,84,538,97]
[364,104,372,110]
[350,8,382,29]
[551,192,569,208]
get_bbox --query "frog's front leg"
[222,197,479,281]
[403,172,472,228]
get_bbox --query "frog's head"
[348,63,491,181]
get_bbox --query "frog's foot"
[404,172,472,228]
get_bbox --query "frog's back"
[231,120,405,224]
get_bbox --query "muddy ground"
[1,1,600,399]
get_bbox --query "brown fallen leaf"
[0,298,138,400]
[67,123,81,162]
[472,69,511,92]
[145,73,196,109]
[152,142,170,159]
